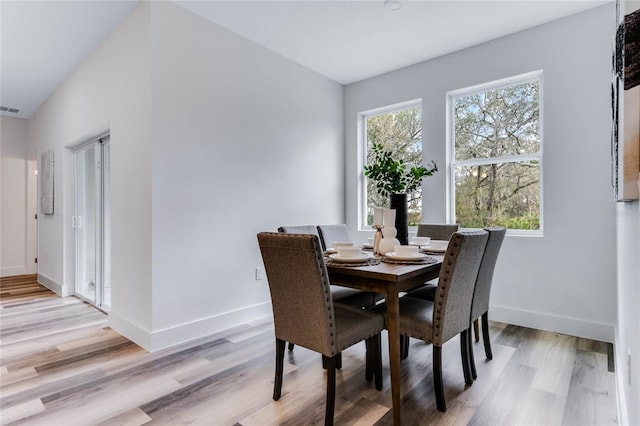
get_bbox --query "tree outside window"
[450,73,542,232]
[363,104,423,226]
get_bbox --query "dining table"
[326,254,443,425]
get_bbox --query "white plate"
[386,252,428,261]
[329,253,370,263]
[362,243,374,249]
[325,248,337,254]
[421,240,448,253]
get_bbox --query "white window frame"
[446,70,544,236]
[358,99,422,231]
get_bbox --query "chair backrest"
[432,230,488,345]
[317,224,352,250]
[257,232,337,356]
[470,227,506,320]
[416,223,460,241]
[278,225,319,236]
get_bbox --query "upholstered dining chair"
[407,227,506,379]
[399,223,459,359]
[374,230,488,411]
[317,224,352,250]
[466,227,506,378]
[416,223,460,241]
[257,232,384,425]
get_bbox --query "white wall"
[616,201,640,426]
[147,2,344,349]
[25,1,343,351]
[27,3,154,339]
[616,3,640,423]
[0,116,28,276]
[345,4,617,342]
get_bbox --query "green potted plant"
[364,143,438,244]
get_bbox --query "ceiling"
[1,0,610,120]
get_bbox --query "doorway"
[26,159,38,274]
[74,136,110,310]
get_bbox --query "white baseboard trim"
[490,304,615,343]
[108,301,273,352]
[108,312,152,350]
[38,273,64,296]
[1,266,26,277]
[614,327,629,426]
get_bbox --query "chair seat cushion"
[333,303,384,353]
[331,286,382,308]
[397,297,435,342]
[370,297,435,343]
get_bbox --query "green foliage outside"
[454,80,541,230]
[364,107,427,226]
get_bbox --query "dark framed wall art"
[612,1,640,201]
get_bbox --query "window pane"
[454,161,540,230]
[365,106,422,226]
[454,81,539,161]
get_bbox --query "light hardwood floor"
[1,275,617,425]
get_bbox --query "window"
[448,71,542,234]
[360,100,423,228]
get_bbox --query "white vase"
[378,208,400,255]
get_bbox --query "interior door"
[75,136,110,310]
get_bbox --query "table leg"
[386,287,401,425]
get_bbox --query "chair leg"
[400,334,410,360]
[323,353,342,370]
[288,342,295,351]
[468,325,477,380]
[370,334,383,390]
[325,355,337,426]
[274,338,286,400]
[433,345,446,412]
[481,312,493,360]
[365,338,373,381]
[460,329,473,385]
[473,319,480,342]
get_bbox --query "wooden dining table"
[326,256,443,425]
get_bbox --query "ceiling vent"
[0,106,20,114]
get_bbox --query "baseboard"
[37,273,64,296]
[614,327,629,426]
[108,301,273,352]
[107,312,152,350]
[490,304,615,343]
[1,266,26,277]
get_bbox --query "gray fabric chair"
[416,223,460,241]
[257,232,384,425]
[373,230,488,412]
[407,227,506,380]
[317,224,352,249]
[398,223,460,359]
[467,227,506,378]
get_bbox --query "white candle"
[373,208,383,226]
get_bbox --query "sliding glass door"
[75,137,110,310]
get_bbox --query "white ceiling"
[1,0,610,120]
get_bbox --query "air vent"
[0,106,20,114]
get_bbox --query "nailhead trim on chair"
[432,233,463,343]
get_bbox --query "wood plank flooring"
[1,275,617,425]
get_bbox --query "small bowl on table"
[337,246,363,258]
[411,236,431,246]
[393,245,419,257]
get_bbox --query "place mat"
[381,255,438,265]
[325,257,381,268]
